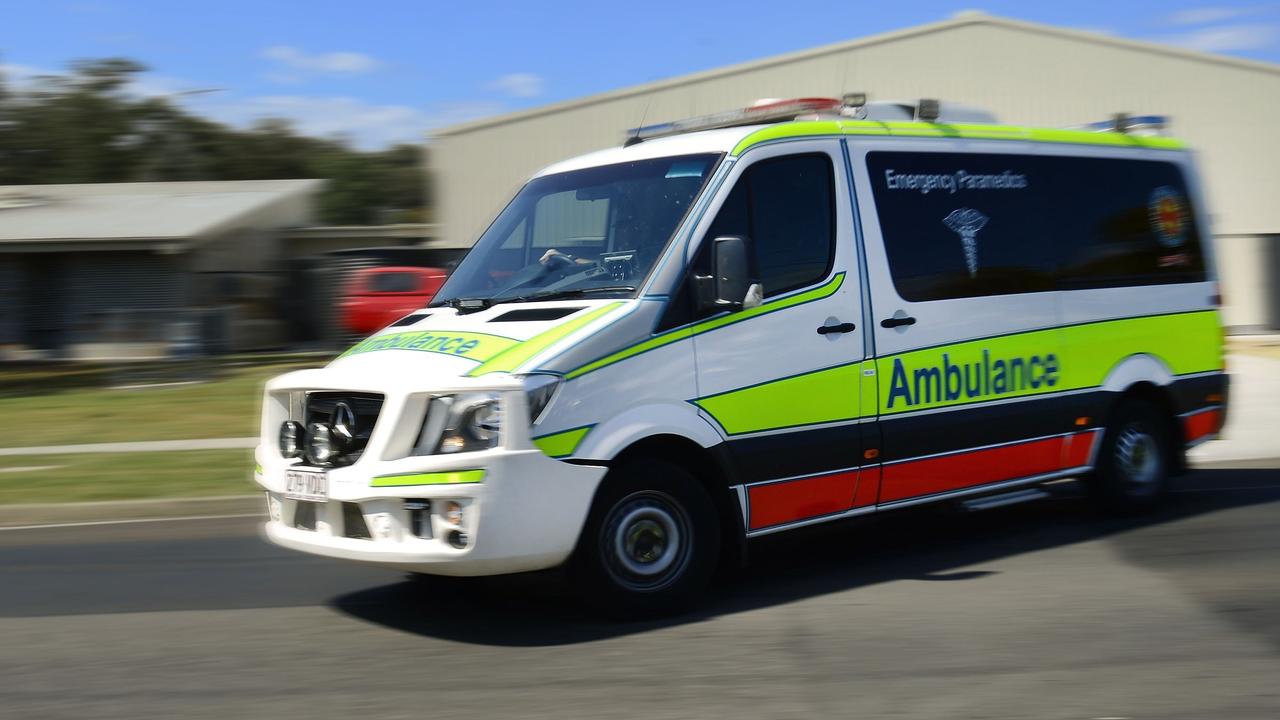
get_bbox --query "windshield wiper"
[508,286,637,303]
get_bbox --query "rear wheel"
[1088,399,1173,512]
[574,458,720,618]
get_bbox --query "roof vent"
[916,98,941,122]
[843,99,998,124]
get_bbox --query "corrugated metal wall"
[0,257,19,346]
[63,252,184,345]
[431,17,1280,329]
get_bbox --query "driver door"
[685,140,869,533]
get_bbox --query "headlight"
[306,422,336,465]
[279,421,303,458]
[520,374,561,426]
[413,392,501,455]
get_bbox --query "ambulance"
[255,97,1227,615]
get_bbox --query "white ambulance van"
[256,97,1227,614]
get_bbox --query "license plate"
[285,469,328,502]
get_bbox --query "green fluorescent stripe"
[565,273,845,380]
[468,303,625,377]
[731,120,1186,156]
[532,426,593,458]
[370,470,485,487]
[683,310,1220,432]
[878,310,1222,415]
[1058,310,1223,384]
[339,330,518,362]
[254,464,263,475]
[694,362,865,435]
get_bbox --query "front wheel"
[1087,399,1173,513]
[574,459,720,618]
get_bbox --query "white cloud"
[488,72,544,98]
[194,95,420,148]
[1167,6,1256,26]
[261,46,380,75]
[2,59,506,149]
[0,62,57,86]
[1163,23,1276,51]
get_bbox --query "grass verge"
[0,360,319,448]
[0,450,258,504]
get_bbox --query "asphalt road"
[3,461,1279,719]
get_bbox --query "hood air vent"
[489,307,584,322]
[389,312,432,328]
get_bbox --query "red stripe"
[748,470,858,530]
[852,469,879,508]
[1062,429,1098,468]
[879,435,1069,503]
[1183,408,1221,442]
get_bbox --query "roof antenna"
[624,94,653,147]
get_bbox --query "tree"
[0,57,427,224]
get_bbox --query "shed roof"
[0,179,324,244]
[432,12,1280,138]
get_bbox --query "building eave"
[429,12,1280,139]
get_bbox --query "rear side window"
[1051,158,1206,289]
[866,151,1053,301]
[705,153,835,297]
[367,272,420,293]
[866,151,1206,301]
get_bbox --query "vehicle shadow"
[330,465,1280,646]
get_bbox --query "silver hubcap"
[1116,423,1160,494]
[601,491,691,591]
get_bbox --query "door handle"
[880,316,917,329]
[816,322,857,335]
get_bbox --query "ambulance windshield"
[433,154,719,307]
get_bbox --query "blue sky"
[3,1,1278,148]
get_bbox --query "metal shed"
[430,12,1280,331]
[0,179,322,356]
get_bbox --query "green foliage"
[0,58,425,224]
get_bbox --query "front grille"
[304,392,383,466]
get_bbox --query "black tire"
[573,458,720,619]
[1087,399,1173,513]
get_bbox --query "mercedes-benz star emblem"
[330,401,357,443]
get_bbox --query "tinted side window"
[1051,158,1206,289]
[368,272,419,293]
[867,151,1207,302]
[867,151,1054,301]
[705,153,835,297]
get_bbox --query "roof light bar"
[1072,114,1169,135]
[625,97,843,143]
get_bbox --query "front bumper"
[256,448,606,576]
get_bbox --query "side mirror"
[698,236,751,311]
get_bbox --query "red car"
[340,266,447,335]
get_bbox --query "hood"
[326,300,628,382]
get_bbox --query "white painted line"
[0,513,261,532]
[109,380,203,391]
[0,465,62,474]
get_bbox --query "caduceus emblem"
[943,208,989,278]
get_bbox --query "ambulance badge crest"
[943,208,989,278]
[1149,186,1188,248]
